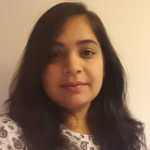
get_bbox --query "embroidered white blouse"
[0,114,100,150]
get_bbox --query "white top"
[0,114,100,150]
[62,127,100,150]
[0,114,27,150]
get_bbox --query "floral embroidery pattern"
[62,128,100,150]
[0,127,7,138]
[0,114,100,150]
[0,114,27,150]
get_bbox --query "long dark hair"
[5,2,147,150]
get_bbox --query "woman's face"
[42,15,104,112]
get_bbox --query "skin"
[42,15,104,134]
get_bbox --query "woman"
[0,2,147,150]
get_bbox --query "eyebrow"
[50,39,98,47]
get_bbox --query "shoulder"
[0,114,27,150]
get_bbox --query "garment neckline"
[61,126,93,136]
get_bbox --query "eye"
[81,50,95,56]
[50,52,62,58]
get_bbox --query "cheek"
[42,66,60,97]
[88,59,104,79]
[87,60,104,90]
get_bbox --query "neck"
[61,103,92,134]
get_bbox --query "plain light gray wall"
[0,0,150,147]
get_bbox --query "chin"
[61,101,91,111]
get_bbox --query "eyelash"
[81,50,95,56]
[50,50,95,59]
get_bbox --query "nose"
[63,53,82,75]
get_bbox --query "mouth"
[61,81,87,91]
[61,81,87,87]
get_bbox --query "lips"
[61,81,87,92]
[61,81,87,87]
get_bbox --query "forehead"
[55,15,99,45]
